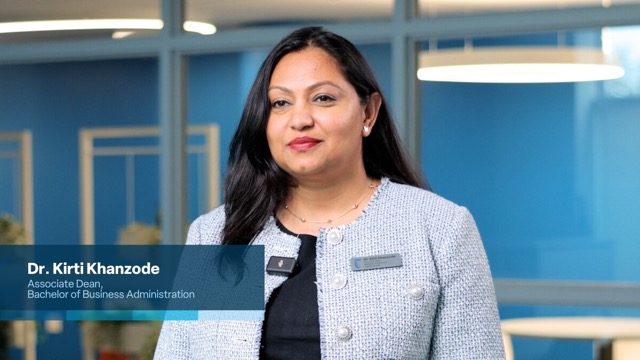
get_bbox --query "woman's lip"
[288,137,321,151]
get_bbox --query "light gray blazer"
[155,178,505,359]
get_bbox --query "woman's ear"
[362,92,382,137]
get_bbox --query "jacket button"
[330,273,347,289]
[327,228,343,245]
[408,284,424,299]
[336,325,352,340]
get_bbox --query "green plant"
[117,222,161,245]
[0,213,26,245]
[0,214,26,358]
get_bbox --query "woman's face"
[266,47,379,183]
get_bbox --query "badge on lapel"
[350,253,402,271]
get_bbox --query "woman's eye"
[314,95,335,103]
[271,100,289,108]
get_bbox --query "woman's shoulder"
[383,178,463,217]
[185,205,225,245]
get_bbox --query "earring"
[363,125,369,134]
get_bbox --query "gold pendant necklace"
[284,183,376,224]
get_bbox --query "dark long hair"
[223,26,426,245]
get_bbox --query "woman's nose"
[289,103,314,130]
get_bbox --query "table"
[501,317,640,360]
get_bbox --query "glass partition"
[420,26,640,283]
[0,58,161,359]
[420,24,640,359]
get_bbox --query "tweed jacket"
[155,178,505,359]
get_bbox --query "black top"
[259,221,321,360]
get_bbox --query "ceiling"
[0,0,638,44]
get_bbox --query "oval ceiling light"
[182,21,216,35]
[0,19,216,36]
[418,47,625,83]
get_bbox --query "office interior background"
[1,0,639,359]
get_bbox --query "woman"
[155,26,505,359]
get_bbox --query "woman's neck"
[278,172,379,235]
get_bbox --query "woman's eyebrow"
[268,81,343,94]
[307,81,342,92]
[267,85,292,94]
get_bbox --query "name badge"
[350,253,402,271]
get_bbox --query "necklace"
[284,183,376,224]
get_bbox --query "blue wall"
[0,59,159,247]
[419,47,640,360]
[0,58,159,358]
[421,81,582,278]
